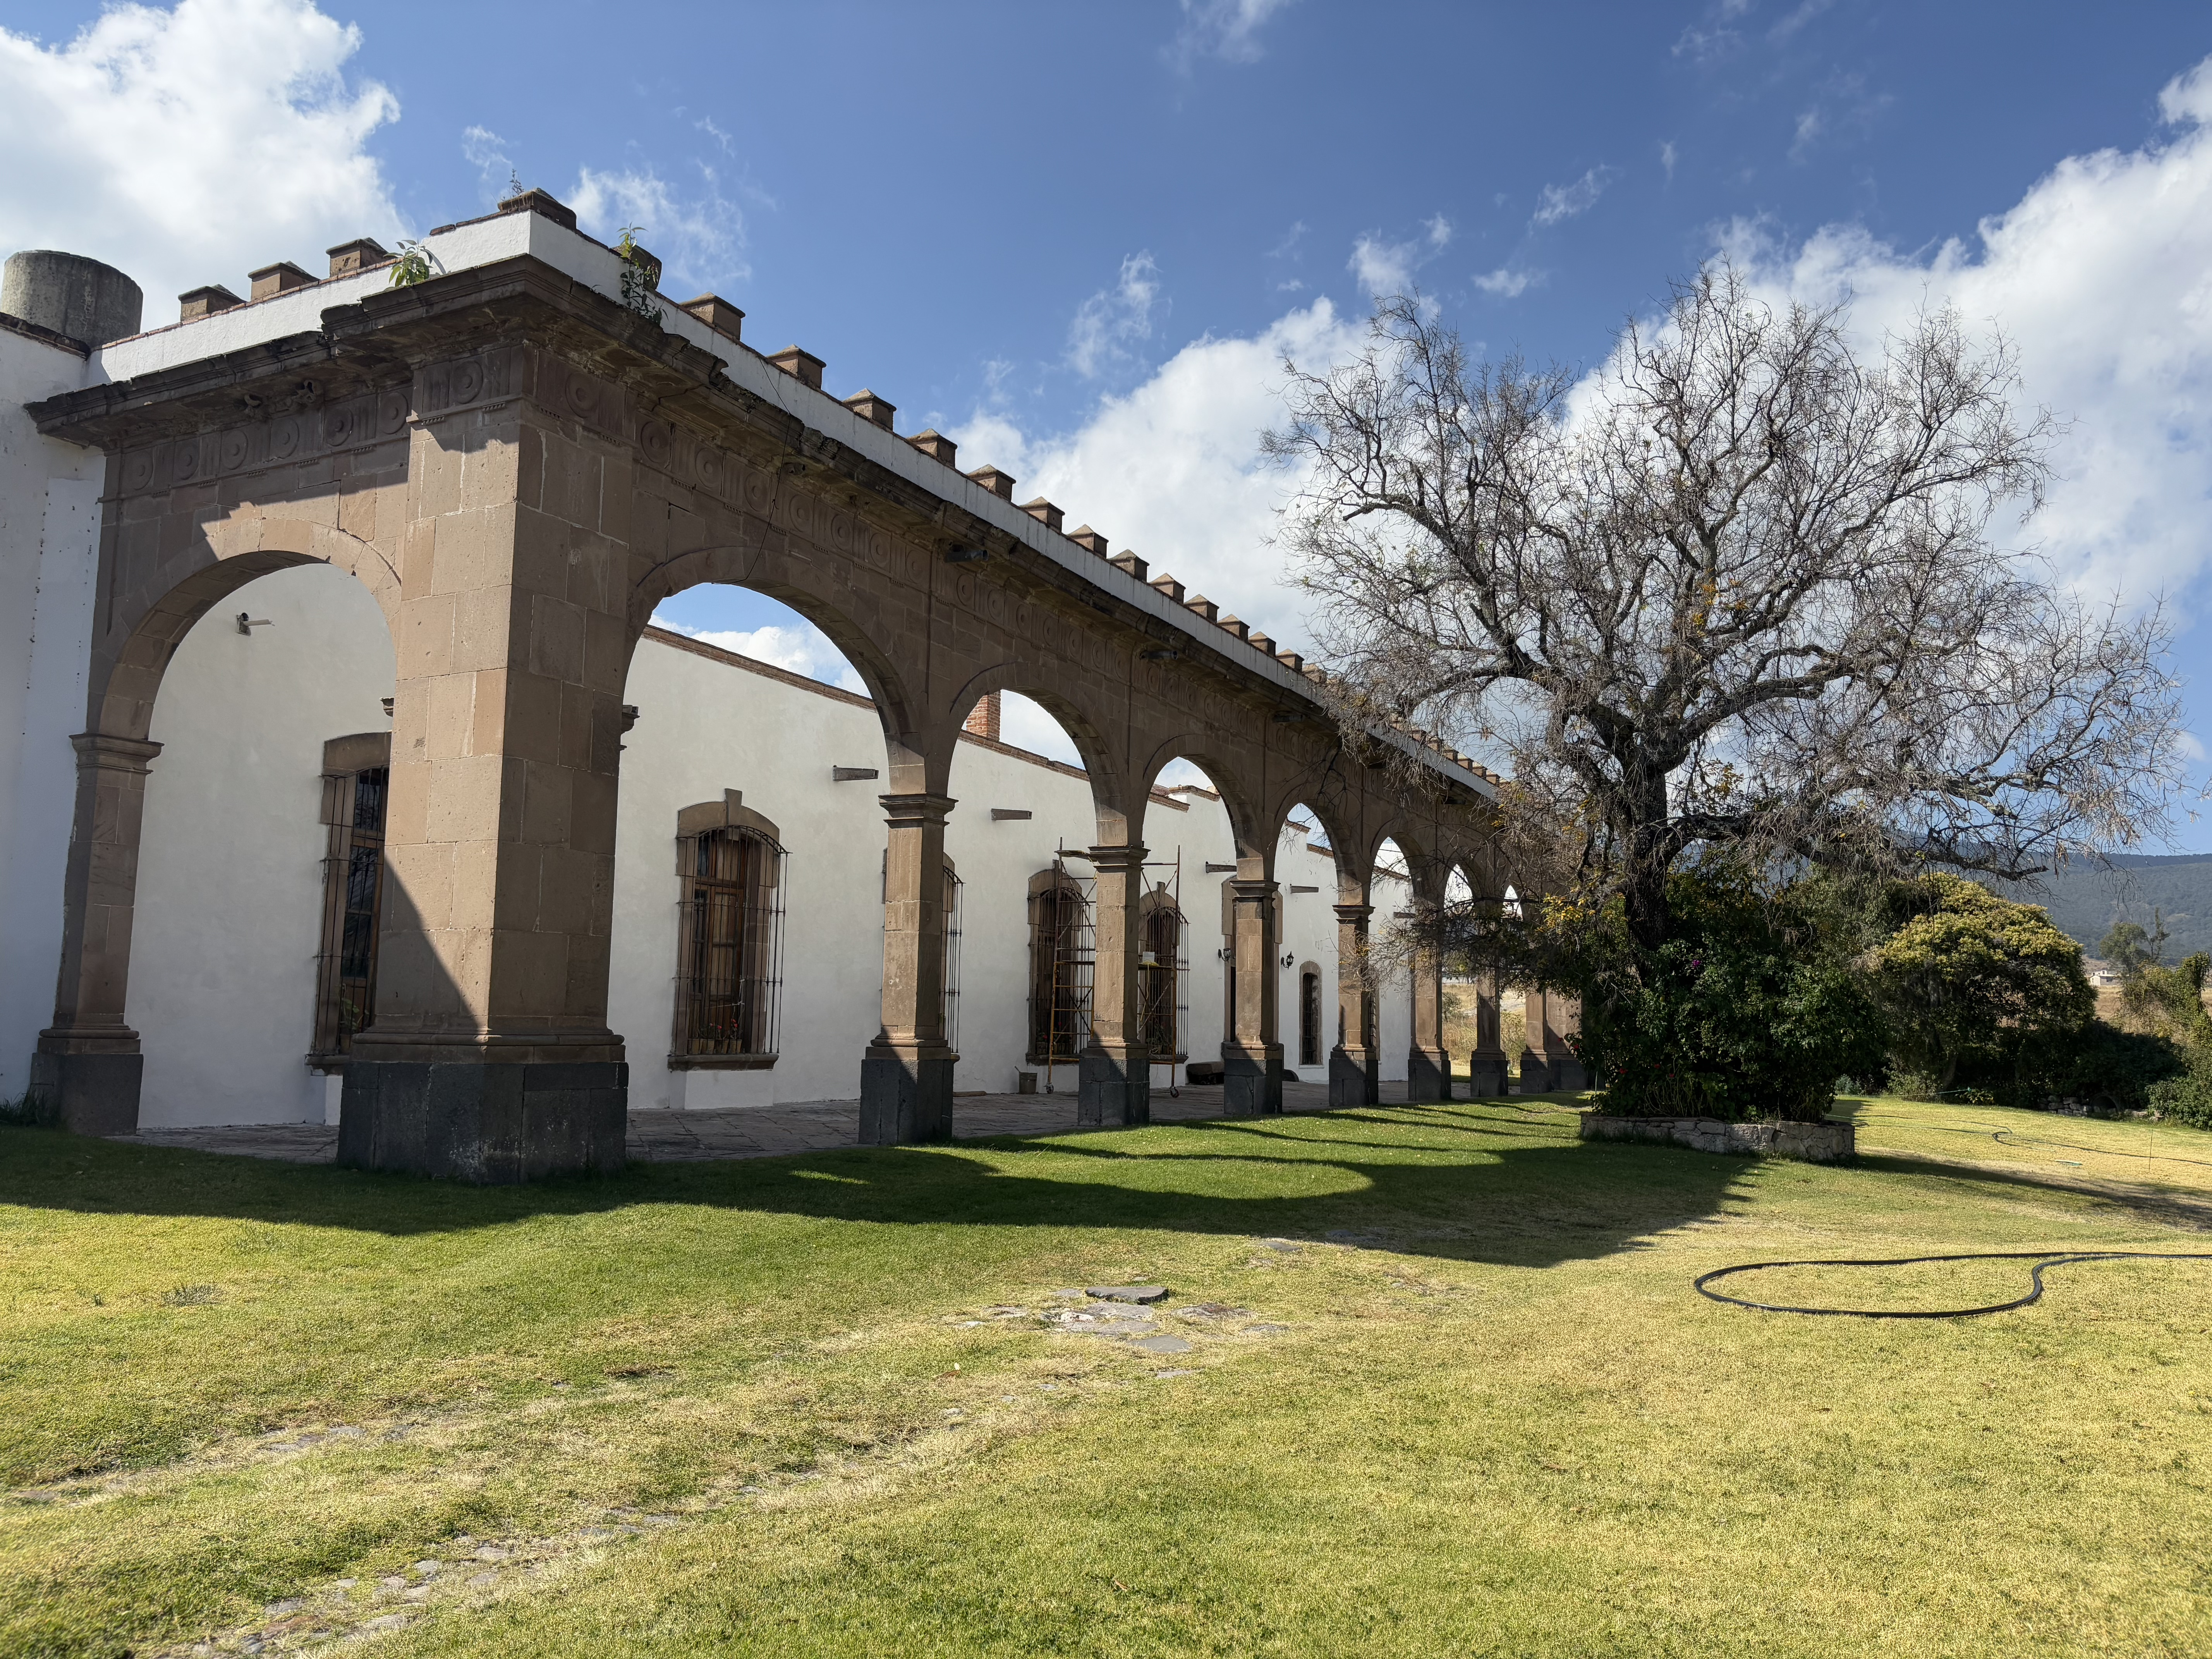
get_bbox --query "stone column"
[861,791,956,1143]
[1407,911,1451,1102]
[1546,990,1589,1091]
[1329,901,1380,1108]
[1222,876,1283,1116]
[337,406,629,1182]
[1518,986,1555,1093]
[30,732,163,1133]
[1466,969,1509,1097]
[1079,842,1151,1128]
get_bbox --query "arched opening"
[1441,864,1478,1083]
[131,563,397,1127]
[1371,836,1415,1085]
[1135,759,1248,1090]
[616,584,892,1111]
[1273,800,1342,1085]
[943,683,1111,1096]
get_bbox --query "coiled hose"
[1695,1250,2212,1318]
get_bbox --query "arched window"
[1140,883,1186,1059]
[1028,864,1092,1066]
[1298,963,1322,1068]
[673,792,787,1066]
[311,731,392,1065]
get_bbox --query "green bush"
[1574,868,1888,1123]
[2135,954,2212,1126]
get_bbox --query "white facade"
[1,210,1431,1125]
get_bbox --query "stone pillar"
[1222,876,1283,1115]
[1546,989,1590,1091]
[1079,842,1151,1127]
[1329,901,1380,1109]
[337,407,629,1182]
[861,792,956,1143]
[1407,912,1451,1103]
[30,732,163,1134]
[1466,969,1509,1097]
[1518,986,1555,1093]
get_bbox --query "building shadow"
[0,1102,1757,1272]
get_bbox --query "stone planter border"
[1578,1111,1855,1164]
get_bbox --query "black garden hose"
[1695,1250,2212,1319]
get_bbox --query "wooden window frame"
[1139,884,1187,1062]
[1027,865,1092,1066]
[309,731,392,1070]
[670,790,788,1070]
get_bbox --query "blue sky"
[4,0,2210,843]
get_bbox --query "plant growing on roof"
[612,225,663,327]
[386,240,434,287]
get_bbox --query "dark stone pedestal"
[1407,1047,1452,1103]
[860,1043,953,1143]
[1518,1051,1554,1094]
[1551,1054,1591,1091]
[338,1060,626,1182]
[29,1048,142,1135]
[1223,1042,1285,1116]
[1328,1045,1377,1109]
[1078,1045,1151,1127]
[1465,1051,1509,1099]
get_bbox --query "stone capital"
[1332,902,1374,925]
[69,732,163,773]
[1085,842,1149,875]
[878,791,957,828]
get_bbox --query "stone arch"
[90,517,402,742]
[1136,737,1269,867]
[1265,783,1370,901]
[945,666,1134,842]
[629,545,926,789]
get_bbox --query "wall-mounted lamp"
[1280,951,1296,968]
[236,612,273,635]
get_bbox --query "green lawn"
[5,1095,2211,1657]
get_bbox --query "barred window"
[672,792,787,1068]
[1027,864,1092,1066]
[1140,885,1185,1060]
[311,732,392,1065]
[1298,964,1322,1068]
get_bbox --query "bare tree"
[1268,266,2186,955]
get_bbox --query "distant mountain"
[1997,853,2212,963]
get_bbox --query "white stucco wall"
[612,632,1338,1109]
[0,325,101,1100]
[129,565,396,1125]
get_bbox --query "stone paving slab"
[108,1079,1413,1168]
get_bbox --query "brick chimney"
[679,295,744,340]
[178,285,243,321]
[843,388,896,429]
[908,430,958,467]
[768,345,825,390]
[247,262,316,302]
[498,188,578,230]
[326,239,389,278]
[963,690,1003,741]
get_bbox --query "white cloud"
[951,298,1364,652]
[0,0,402,324]
[1532,166,1617,227]
[1726,53,2212,615]
[1425,213,1453,249]
[571,162,749,299]
[1473,266,1535,298]
[1067,252,1164,378]
[653,619,866,695]
[1349,234,1415,299]
[1661,140,1679,180]
[1168,0,1295,69]
[462,124,514,203]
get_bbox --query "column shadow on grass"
[0,1104,1759,1271]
